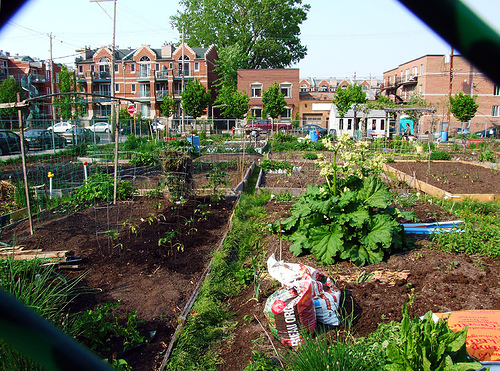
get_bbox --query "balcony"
[156,70,169,80]
[89,71,111,81]
[156,90,169,100]
[137,70,151,81]
[77,72,86,81]
[30,73,47,83]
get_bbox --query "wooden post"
[17,93,33,235]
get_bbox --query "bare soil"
[1,196,235,371]
[388,161,500,194]
[2,157,500,370]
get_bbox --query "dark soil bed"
[388,161,500,194]
[217,199,500,370]
[1,196,235,371]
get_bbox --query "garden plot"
[385,160,500,202]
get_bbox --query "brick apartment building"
[0,50,62,125]
[381,54,500,133]
[74,43,218,123]
[237,69,300,121]
[299,77,380,128]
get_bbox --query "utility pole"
[181,30,185,135]
[446,47,454,134]
[49,33,57,153]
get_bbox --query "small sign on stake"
[127,104,136,116]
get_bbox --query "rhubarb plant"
[271,133,414,266]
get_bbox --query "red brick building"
[0,50,62,125]
[75,43,218,122]
[381,54,500,133]
[237,69,300,121]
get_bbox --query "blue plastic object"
[309,130,319,142]
[440,131,448,142]
[402,220,464,235]
[187,135,200,152]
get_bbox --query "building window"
[493,105,499,117]
[194,62,199,71]
[91,65,94,72]
[115,83,119,92]
[347,119,352,130]
[251,108,262,118]
[78,65,83,73]
[281,107,291,120]
[280,83,292,98]
[494,86,500,96]
[371,119,376,130]
[300,84,308,92]
[380,119,385,130]
[114,64,119,72]
[420,64,424,75]
[130,64,135,73]
[251,83,262,98]
[131,84,136,93]
[339,119,344,130]
[156,63,160,71]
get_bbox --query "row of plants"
[0,258,145,370]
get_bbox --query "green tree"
[57,65,85,120]
[171,0,310,70]
[0,76,23,127]
[333,84,367,136]
[181,79,211,119]
[161,94,177,118]
[450,91,478,128]
[262,82,286,121]
[404,93,429,135]
[214,86,249,119]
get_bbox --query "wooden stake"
[17,93,33,235]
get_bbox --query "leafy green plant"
[205,162,229,201]
[260,159,294,173]
[70,173,135,211]
[478,150,495,163]
[271,177,413,266]
[384,303,482,370]
[303,151,318,160]
[430,150,451,161]
[69,301,145,353]
[244,351,281,371]
[158,229,184,253]
[129,152,159,167]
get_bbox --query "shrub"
[430,150,451,161]
[302,152,318,160]
[478,150,495,163]
[260,159,294,173]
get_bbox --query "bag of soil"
[263,280,316,347]
[267,254,341,326]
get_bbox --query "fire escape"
[380,75,418,103]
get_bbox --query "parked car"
[0,130,29,156]
[475,127,500,138]
[62,127,99,145]
[88,122,111,133]
[151,121,165,133]
[46,121,74,133]
[24,129,66,150]
[292,123,328,137]
[244,119,292,133]
[450,127,471,136]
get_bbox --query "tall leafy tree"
[181,79,211,119]
[404,93,428,135]
[57,65,85,120]
[333,84,367,136]
[171,0,310,70]
[450,91,478,128]
[262,82,286,120]
[161,94,177,118]
[0,76,23,128]
[215,86,249,119]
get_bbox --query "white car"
[47,122,74,133]
[88,122,111,133]
[151,122,165,133]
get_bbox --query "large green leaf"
[308,224,343,264]
[362,214,398,250]
[348,208,370,228]
[289,233,309,256]
[358,177,393,209]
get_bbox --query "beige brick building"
[381,54,500,133]
[75,43,218,122]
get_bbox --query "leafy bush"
[430,150,451,161]
[303,152,318,160]
[271,177,414,266]
[478,150,495,163]
[129,152,159,167]
[70,173,135,210]
[260,159,294,173]
[384,303,482,370]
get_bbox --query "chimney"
[161,43,174,58]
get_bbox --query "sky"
[1,0,499,80]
